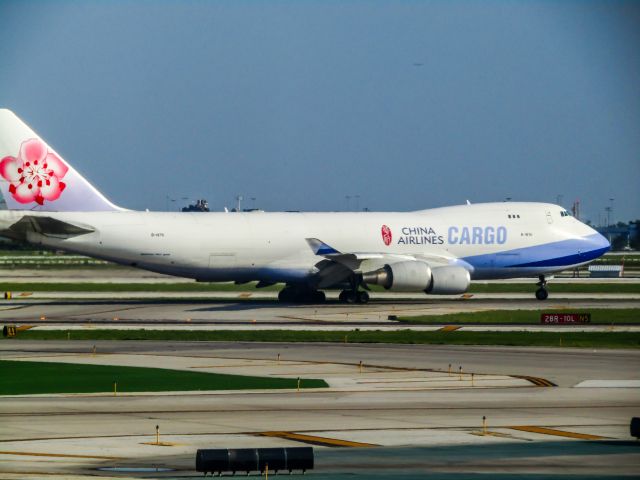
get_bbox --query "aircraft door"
[545,210,553,224]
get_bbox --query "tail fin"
[0,109,121,211]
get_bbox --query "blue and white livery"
[0,109,609,302]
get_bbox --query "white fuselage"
[0,202,610,287]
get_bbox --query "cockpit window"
[560,210,571,217]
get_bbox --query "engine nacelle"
[363,261,432,292]
[426,266,471,295]
[363,263,471,294]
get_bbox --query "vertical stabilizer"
[0,109,121,211]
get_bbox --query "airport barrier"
[631,417,640,439]
[3,325,16,337]
[588,265,622,278]
[196,447,313,475]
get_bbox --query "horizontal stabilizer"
[7,215,94,239]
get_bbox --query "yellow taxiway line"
[258,431,377,448]
[511,375,556,387]
[439,325,462,332]
[0,450,123,460]
[510,426,608,440]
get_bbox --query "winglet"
[305,238,341,256]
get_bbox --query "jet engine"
[426,265,470,294]
[362,261,432,292]
[363,262,470,294]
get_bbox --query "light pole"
[609,198,615,226]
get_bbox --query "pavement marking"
[510,426,609,440]
[511,375,556,387]
[139,441,183,447]
[575,380,640,388]
[439,325,462,332]
[258,431,377,448]
[0,450,123,460]
[469,431,520,439]
[189,362,310,368]
[16,325,35,331]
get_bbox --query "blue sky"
[1,0,638,224]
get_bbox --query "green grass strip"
[1,282,639,293]
[4,329,639,349]
[0,359,327,395]
[467,283,640,294]
[0,282,280,292]
[397,308,640,325]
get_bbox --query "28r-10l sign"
[541,313,591,324]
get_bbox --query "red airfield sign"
[541,313,591,324]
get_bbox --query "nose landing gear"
[535,275,549,300]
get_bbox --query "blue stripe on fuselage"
[461,233,610,270]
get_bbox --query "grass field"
[1,281,640,293]
[0,359,327,395]
[5,329,639,349]
[397,308,640,325]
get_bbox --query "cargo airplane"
[0,109,610,303]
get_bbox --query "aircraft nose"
[584,229,611,255]
[593,233,611,253]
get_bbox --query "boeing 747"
[0,109,610,303]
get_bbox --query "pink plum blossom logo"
[381,225,392,246]
[0,138,68,205]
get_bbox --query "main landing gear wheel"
[357,291,370,304]
[535,275,549,301]
[339,290,369,304]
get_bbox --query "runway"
[1,341,639,478]
[1,271,639,478]
[2,295,639,332]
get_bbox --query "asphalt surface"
[1,269,639,479]
[1,341,639,479]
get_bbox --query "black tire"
[339,290,348,303]
[535,288,549,301]
[357,291,370,304]
[313,290,326,303]
[345,291,357,304]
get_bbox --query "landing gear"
[278,286,326,304]
[338,289,369,304]
[535,275,549,301]
[338,273,370,304]
[357,290,369,304]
